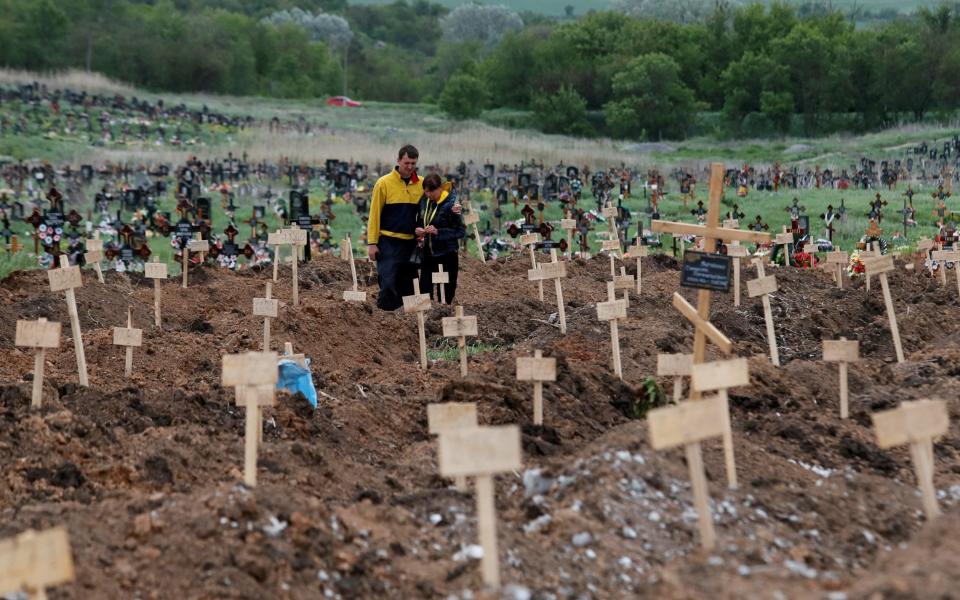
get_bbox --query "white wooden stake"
[863,254,904,363]
[253,282,279,351]
[433,264,449,305]
[596,281,626,379]
[112,308,142,379]
[691,358,749,490]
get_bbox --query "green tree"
[531,85,592,136]
[604,53,699,140]
[439,72,488,119]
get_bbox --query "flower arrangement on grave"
[848,251,865,276]
[792,250,814,269]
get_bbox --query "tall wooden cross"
[342,233,367,302]
[463,211,486,263]
[520,232,544,302]
[402,279,432,369]
[651,163,771,394]
[253,282,279,351]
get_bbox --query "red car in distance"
[326,96,362,107]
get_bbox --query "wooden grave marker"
[823,338,859,419]
[527,249,568,334]
[824,249,848,290]
[282,342,307,368]
[463,211,486,263]
[222,351,279,487]
[112,308,142,378]
[15,318,61,409]
[286,225,308,306]
[84,237,104,283]
[747,259,781,366]
[432,264,450,305]
[520,232,544,302]
[690,357,749,489]
[628,242,647,293]
[442,306,478,377]
[648,395,730,550]
[48,256,87,387]
[437,425,522,590]
[340,237,351,262]
[427,402,478,491]
[268,229,283,282]
[596,281,626,379]
[516,350,556,425]
[602,204,620,256]
[774,226,794,267]
[657,352,692,403]
[722,218,739,230]
[863,242,881,291]
[601,239,621,276]
[402,279,432,369]
[726,242,748,306]
[253,282,279,351]
[182,238,209,289]
[872,399,949,519]
[862,253,905,363]
[342,233,367,302]
[613,266,634,308]
[0,526,75,600]
[931,248,960,296]
[560,218,577,259]
[144,256,168,327]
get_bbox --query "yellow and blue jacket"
[367,167,423,244]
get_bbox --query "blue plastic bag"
[276,358,318,408]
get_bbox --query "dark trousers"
[375,236,416,310]
[419,251,459,304]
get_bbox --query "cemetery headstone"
[15,318,61,409]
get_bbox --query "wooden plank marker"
[657,352,692,403]
[84,237,104,283]
[427,402,478,491]
[282,342,307,367]
[628,242,647,293]
[340,237,351,262]
[825,250,848,290]
[433,264,450,305]
[520,232,544,302]
[774,226,794,267]
[862,253,905,363]
[464,212,486,263]
[726,242,748,306]
[823,338,859,419]
[596,281,626,379]
[286,225,307,307]
[747,258,780,366]
[527,249,568,333]
[222,351,279,487]
[182,238,209,289]
[253,282,279,351]
[561,218,577,259]
[112,308,142,378]
[690,358,748,490]
[437,425,521,590]
[144,256,168,327]
[268,230,283,282]
[602,204,620,256]
[0,526,75,600]
[872,399,949,520]
[402,279,432,369]
[342,233,367,302]
[15,318,61,409]
[442,306,478,377]
[48,256,87,387]
[601,238,621,276]
[516,350,556,425]
[931,249,960,296]
[648,395,730,550]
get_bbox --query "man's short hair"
[398,145,419,160]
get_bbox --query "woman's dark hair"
[422,173,443,191]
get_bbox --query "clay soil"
[0,251,958,599]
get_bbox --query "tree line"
[2,0,960,141]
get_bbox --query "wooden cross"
[627,242,647,294]
[286,225,308,306]
[432,264,450,305]
[464,211,486,263]
[527,249,567,333]
[520,232,544,302]
[917,238,935,277]
[144,256,168,328]
[657,353,691,403]
[340,237,351,262]
[648,394,731,550]
[596,281,626,379]
[862,253,905,363]
[182,238,209,289]
[560,218,577,259]
[15,318,61,409]
[863,242,881,291]
[84,237,104,283]
[872,399,949,520]
[268,229,283,282]
[222,351,278,487]
[774,226,794,267]
[427,402,478,491]
[601,204,619,251]
[282,342,307,368]
[112,308,142,378]
[402,279,432,369]
[748,259,780,366]
[726,242,748,306]
[823,338,859,419]
[253,282,279,351]
[651,163,771,394]
[437,425,522,590]
[342,233,366,302]
[614,266,634,308]
[690,357,748,489]
[824,249,848,290]
[0,526,74,600]
[48,256,87,387]
[442,306,478,377]
[932,248,960,298]
[601,238,621,276]
[516,350,556,425]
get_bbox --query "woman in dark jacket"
[415,173,465,303]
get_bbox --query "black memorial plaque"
[680,251,732,292]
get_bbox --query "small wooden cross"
[527,249,568,333]
[824,249,848,290]
[112,308,142,378]
[627,242,647,294]
[601,204,619,250]
[690,358,749,489]
[253,282,279,351]
[48,255,87,387]
[520,232,544,302]
[613,266,634,309]
[726,242,748,307]
[402,279,432,369]
[601,238,621,276]
[268,229,284,282]
[428,402,478,491]
[222,351,279,487]
[442,306,478,377]
[560,218,577,259]
[15,318,61,409]
[931,248,960,292]
[0,526,75,599]
[657,352,691,403]
[144,256,168,327]
[823,338,859,419]
[432,264,450,305]
[282,342,307,367]
[182,238,209,289]
[774,226,794,267]
[862,253,905,363]
[342,233,367,302]
[872,399,949,520]
[747,259,780,366]
[648,394,731,550]
[516,350,556,425]
[464,211,486,263]
[285,225,308,306]
[596,281,626,379]
[84,237,104,283]
[437,425,522,590]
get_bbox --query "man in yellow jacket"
[367,145,423,310]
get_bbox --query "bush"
[532,85,593,137]
[438,73,489,120]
